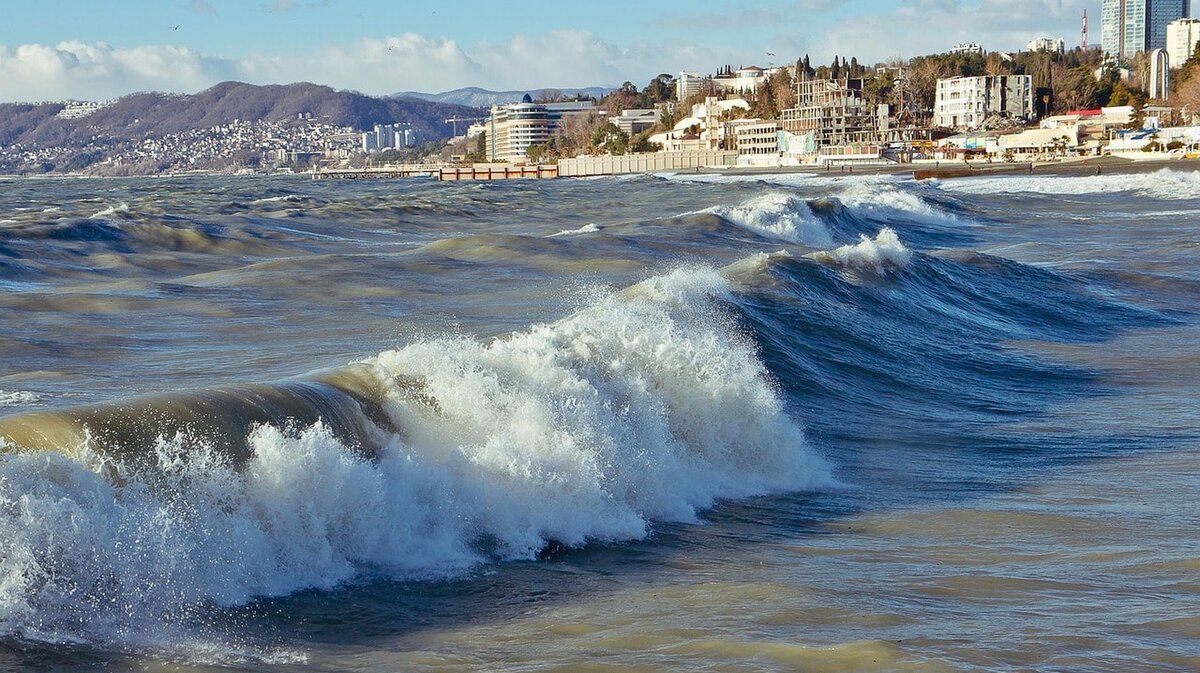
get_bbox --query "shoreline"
[4,156,1199,182]
[702,155,1200,180]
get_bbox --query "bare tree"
[1175,66,1200,124]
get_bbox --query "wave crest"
[704,193,834,246]
[810,228,912,271]
[0,266,830,648]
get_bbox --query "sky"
[0,0,1136,102]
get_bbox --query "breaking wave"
[934,169,1200,201]
[0,266,830,648]
[550,223,601,236]
[810,228,912,271]
[89,202,130,219]
[703,193,834,246]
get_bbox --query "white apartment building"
[676,71,704,101]
[949,42,984,55]
[712,66,779,95]
[934,75,1033,130]
[1167,18,1200,66]
[649,97,751,152]
[734,120,781,157]
[1026,37,1066,53]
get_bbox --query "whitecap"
[702,192,834,246]
[934,168,1200,201]
[550,223,601,236]
[810,227,912,271]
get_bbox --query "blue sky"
[0,1,1111,101]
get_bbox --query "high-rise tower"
[1101,0,1191,59]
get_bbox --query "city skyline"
[0,0,1137,103]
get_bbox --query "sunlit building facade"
[1102,0,1191,59]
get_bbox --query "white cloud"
[0,31,753,102]
[0,42,242,101]
[814,0,1091,62]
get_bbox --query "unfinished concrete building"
[780,78,886,150]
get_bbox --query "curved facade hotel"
[484,99,595,163]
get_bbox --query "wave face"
[0,266,829,645]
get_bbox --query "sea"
[0,169,1198,672]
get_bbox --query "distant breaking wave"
[935,168,1200,201]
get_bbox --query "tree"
[644,74,674,103]
[1058,67,1102,111]
[1175,65,1200,123]
[591,122,629,155]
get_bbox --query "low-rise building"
[712,66,778,95]
[933,75,1033,130]
[734,120,781,161]
[648,97,751,152]
[1026,37,1066,53]
[610,109,658,135]
[949,42,984,55]
[998,126,1081,159]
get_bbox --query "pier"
[311,163,559,181]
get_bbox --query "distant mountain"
[0,82,485,150]
[394,86,615,108]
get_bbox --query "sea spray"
[0,266,830,646]
[703,193,834,246]
[810,228,912,271]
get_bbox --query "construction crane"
[444,116,486,137]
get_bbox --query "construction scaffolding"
[780,78,883,149]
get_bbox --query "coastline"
[702,155,1200,180]
[4,155,1199,182]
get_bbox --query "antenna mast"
[1082,9,1088,50]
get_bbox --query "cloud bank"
[0,1,1097,102]
[0,32,749,102]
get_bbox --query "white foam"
[704,192,834,246]
[550,223,601,236]
[834,182,959,224]
[811,227,912,271]
[935,168,1200,201]
[251,195,310,204]
[89,202,129,219]
[0,268,830,652]
[0,390,41,407]
[660,171,820,185]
